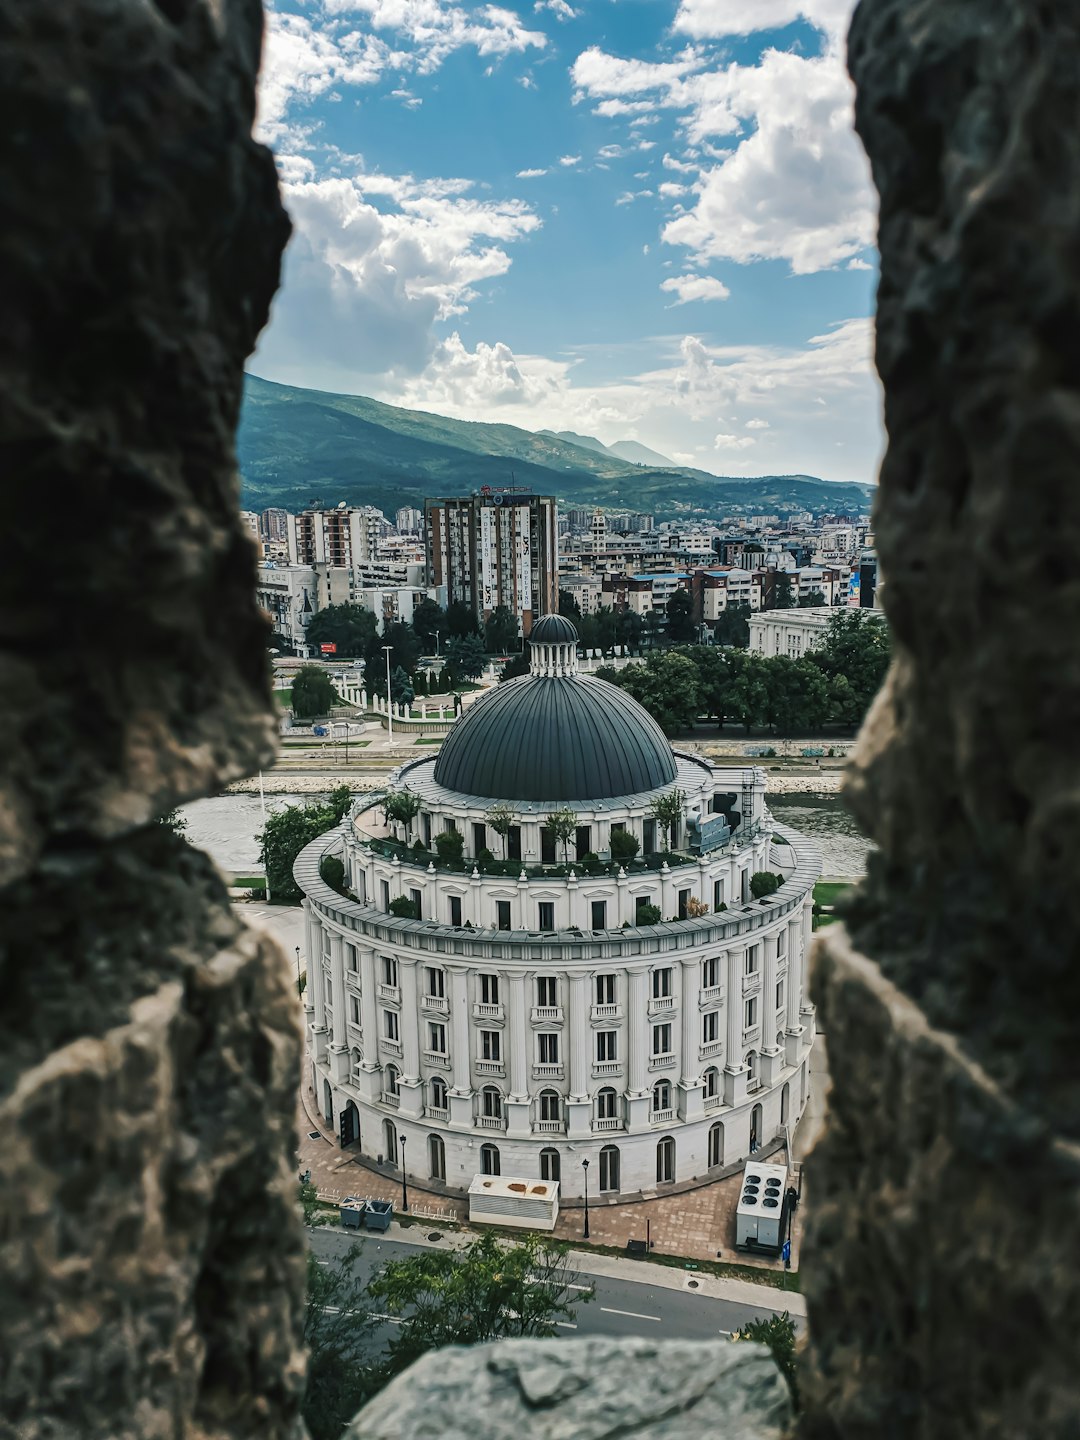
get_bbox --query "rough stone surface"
[0,0,291,888]
[801,1,1080,1436]
[0,1,304,1436]
[345,1337,793,1440]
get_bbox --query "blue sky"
[251,0,883,483]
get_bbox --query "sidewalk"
[297,1082,807,1293]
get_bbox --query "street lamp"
[383,644,394,741]
[399,1134,409,1213]
[581,1157,590,1240]
[295,946,303,1003]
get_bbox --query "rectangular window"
[591,900,607,930]
[776,929,787,958]
[597,1088,617,1120]
[538,901,555,932]
[346,944,358,972]
[745,945,760,975]
[652,1023,672,1056]
[496,900,512,931]
[541,828,557,864]
[703,955,720,989]
[350,996,360,1025]
[713,879,726,911]
[422,812,431,847]
[409,887,422,922]
[325,978,333,1010]
[481,1029,501,1062]
[507,825,522,861]
[635,894,656,923]
[384,1010,399,1041]
[473,822,486,856]
[745,998,757,1029]
[380,879,390,911]
[536,976,557,1007]
[703,1011,719,1044]
[595,973,616,1005]
[596,1030,617,1062]
[480,974,500,1005]
[382,956,398,987]
[449,895,462,928]
[575,825,592,861]
[538,1033,560,1064]
[652,967,672,999]
[776,980,785,1011]
[643,818,656,853]
[426,966,445,998]
[445,817,457,833]
[678,888,690,920]
[429,1022,446,1053]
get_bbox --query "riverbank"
[226,768,846,796]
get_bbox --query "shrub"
[609,828,640,864]
[579,851,599,868]
[686,896,710,918]
[478,847,495,865]
[715,901,728,912]
[389,896,419,919]
[635,903,662,926]
[750,870,783,899]
[319,854,348,896]
[434,829,465,864]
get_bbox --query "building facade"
[288,505,387,570]
[298,616,819,1199]
[425,490,558,636]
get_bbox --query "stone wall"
[0,1,305,1437]
[800,1,1080,1436]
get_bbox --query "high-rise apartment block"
[425,489,558,635]
[287,504,386,569]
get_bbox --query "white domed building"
[296,615,819,1202]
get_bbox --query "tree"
[713,602,752,648]
[499,646,530,682]
[484,604,519,654]
[762,656,830,734]
[769,573,797,609]
[305,603,379,658]
[614,607,643,654]
[799,589,827,608]
[444,633,486,684]
[434,828,465,866]
[486,802,515,858]
[384,620,421,678]
[259,785,352,903]
[319,854,348,896]
[558,588,582,621]
[412,597,446,652]
[815,611,891,724]
[750,870,783,898]
[303,1244,380,1440]
[365,1232,593,1377]
[389,665,414,707]
[384,788,422,841]
[642,610,665,650]
[543,805,578,863]
[446,599,480,637]
[601,652,700,732]
[666,587,696,643]
[158,807,188,837]
[389,895,419,919]
[609,827,640,865]
[650,789,684,851]
[731,1313,799,1408]
[292,665,338,719]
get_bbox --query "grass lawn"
[814,881,854,908]
[274,689,292,707]
[414,737,444,745]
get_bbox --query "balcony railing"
[591,1003,620,1021]
[533,1063,564,1080]
[473,1003,505,1021]
[381,1091,401,1108]
[378,983,401,1004]
[477,1113,506,1130]
[381,1037,402,1056]
[700,1041,724,1059]
[535,1119,565,1133]
[703,1093,723,1111]
[475,1059,504,1075]
[531,1006,563,1023]
[651,1107,674,1123]
[592,1117,623,1132]
[699,985,724,1007]
[649,1054,676,1071]
[422,994,449,1014]
[647,996,674,1015]
[426,1105,448,1121]
[592,1060,622,1076]
[423,1050,451,1068]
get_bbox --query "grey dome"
[433,673,678,801]
[530,613,579,645]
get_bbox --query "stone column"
[784,917,804,1066]
[567,972,592,1139]
[506,972,531,1138]
[679,956,703,1122]
[397,959,422,1118]
[448,967,473,1131]
[328,931,349,1082]
[625,967,651,1130]
[724,947,747,1106]
[758,933,783,1087]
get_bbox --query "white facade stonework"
[297,625,819,1200]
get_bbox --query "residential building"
[256,563,316,655]
[287,504,387,570]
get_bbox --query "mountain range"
[237,374,873,522]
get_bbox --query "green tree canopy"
[543,805,578,862]
[666,587,696,643]
[412,597,446,651]
[558,588,582,620]
[444,633,486,683]
[712,601,752,648]
[484,604,519,654]
[649,788,685,850]
[769,573,797,609]
[799,589,827,607]
[815,611,891,718]
[446,599,480,637]
[499,646,530,682]
[259,785,352,903]
[292,665,338,719]
[304,603,378,657]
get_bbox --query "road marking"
[600,1306,661,1322]
[556,1321,578,1330]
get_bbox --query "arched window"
[322,1077,334,1124]
[351,1047,363,1080]
[746,1050,759,1082]
[652,1080,671,1114]
[430,1076,448,1112]
[428,1133,446,1182]
[703,1066,720,1099]
[539,1089,561,1123]
[596,1087,618,1121]
[480,1143,501,1176]
[385,1063,399,1097]
[656,1135,675,1183]
[780,1082,790,1126]
[708,1120,723,1168]
[750,1102,763,1153]
[599,1144,620,1193]
[482,1086,503,1119]
[383,1118,397,1166]
[540,1147,561,1183]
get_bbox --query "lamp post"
[383,644,394,741]
[581,1157,590,1240]
[295,946,303,1003]
[399,1134,409,1213]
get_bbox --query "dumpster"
[340,1204,364,1229]
[364,1199,393,1231]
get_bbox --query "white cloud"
[571,32,876,275]
[745,417,770,429]
[323,0,548,71]
[535,0,577,19]
[659,181,688,198]
[598,143,625,159]
[673,0,856,42]
[714,431,756,450]
[517,74,536,88]
[516,167,548,178]
[660,273,730,304]
[559,154,582,166]
[846,256,873,270]
[253,171,540,387]
[593,98,657,117]
[257,13,395,144]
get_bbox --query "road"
[309,1228,798,1345]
